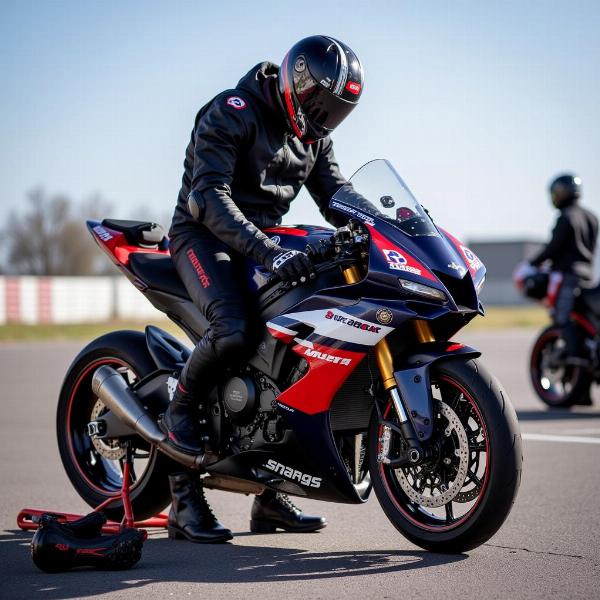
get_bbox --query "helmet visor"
[301,85,357,137]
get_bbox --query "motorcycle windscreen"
[331,159,439,238]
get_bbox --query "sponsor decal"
[325,309,380,333]
[383,249,422,275]
[460,245,482,270]
[345,81,361,94]
[270,235,281,245]
[320,77,332,88]
[304,346,352,366]
[330,201,375,226]
[186,248,211,289]
[55,543,69,551]
[276,401,295,413]
[376,308,393,326]
[226,96,246,110]
[93,225,113,242]
[166,376,178,401]
[263,458,322,488]
[294,56,306,72]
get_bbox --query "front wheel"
[368,358,522,553]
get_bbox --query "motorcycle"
[514,262,600,407]
[57,159,522,553]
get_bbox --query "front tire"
[368,358,522,553]
[57,331,175,522]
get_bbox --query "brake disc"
[89,400,127,461]
[394,401,470,508]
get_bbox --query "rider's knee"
[211,323,248,360]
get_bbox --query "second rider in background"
[530,174,598,365]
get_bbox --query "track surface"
[1,329,599,599]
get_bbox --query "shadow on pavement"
[1,528,466,599]
[517,409,600,421]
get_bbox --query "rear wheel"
[369,358,522,553]
[530,326,592,408]
[57,331,175,522]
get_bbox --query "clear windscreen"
[331,159,439,237]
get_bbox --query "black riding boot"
[250,490,327,533]
[168,472,233,543]
[160,384,207,456]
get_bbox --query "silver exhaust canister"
[91,365,203,469]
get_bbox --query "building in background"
[469,239,600,306]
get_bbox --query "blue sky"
[1,0,599,243]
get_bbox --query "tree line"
[0,188,171,275]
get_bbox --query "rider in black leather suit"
[162,36,365,543]
[530,174,598,363]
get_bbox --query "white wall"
[0,276,163,324]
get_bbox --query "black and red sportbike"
[57,160,522,552]
[514,263,600,408]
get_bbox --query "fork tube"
[414,320,435,343]
[342,265,420,457]
[342,265,405,414]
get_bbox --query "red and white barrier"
[0,277,163,325]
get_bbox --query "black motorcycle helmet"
[279,36,364,143]
[549,173,582,208]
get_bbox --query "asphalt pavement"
[1,328,599,599]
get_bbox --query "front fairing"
[330,160,486,312]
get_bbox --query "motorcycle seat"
[128,253,190,299]
[102,219,167,248]
[581,284,600,316]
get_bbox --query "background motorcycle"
[57,159,522,553]
[514,262,600,407]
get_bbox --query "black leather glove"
[264,248,314,285]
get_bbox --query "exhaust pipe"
[91,365,205,470]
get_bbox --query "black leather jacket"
[169,62,349,263]
[531,203,598,280]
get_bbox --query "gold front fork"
[341,266,435,390]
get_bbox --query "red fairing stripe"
[267,325,296,344]
[367,225,437,282]
[264,227,309,237]
[446,343,465,352]
[440,228,483,278]
[277,341,365,414]
[91,225,169,266]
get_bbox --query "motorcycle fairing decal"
[266,322,297,344]
[367,224,437,282]
[440,228,483,279]
[277,339,365,414]
[87,221,169,267]
[274,307,393,347]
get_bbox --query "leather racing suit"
[168,61,350,406]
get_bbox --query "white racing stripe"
[283,307,394,346]
[522,432,600,445]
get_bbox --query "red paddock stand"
[17,445,168,537]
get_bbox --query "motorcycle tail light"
[399,279,447,303]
